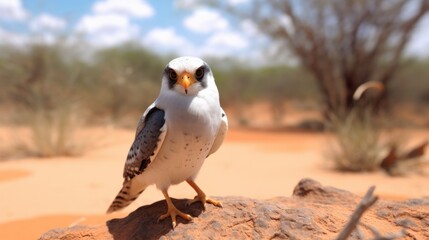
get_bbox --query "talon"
[207,198,223,208]
[158,207,192,226]
[186,180,222,210]
[160,190,193,228]
[187,195,222,210]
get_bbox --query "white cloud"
[228,0,249,6]
[183,8,229,34]
[76,13,128,33]
[93,0,154,18]
[75,13,139,47]
[201,30,249,57]
[142,27,252,58]
[206,30,248,49]
[240,19,259,36]
[72,0,153,48]
[0,27,27,45]
[278,15,294,33]
[175,0,200,9]
[0,0,27,21]
[91,28,138,47]
[30,13,67,32]
[143,27,192,54]
[32,32,58,45]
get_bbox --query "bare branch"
[222,0,429,117]
[367,225,407,240]
[336,186,378,240]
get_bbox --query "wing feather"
[208,108,228,156]
[134,103,156,138]
[123,105,167,180]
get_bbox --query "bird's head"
[162,56,215,96]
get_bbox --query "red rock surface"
[39,179,429,240]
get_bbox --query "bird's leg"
[158,190,192,228]
[186,180,223,210]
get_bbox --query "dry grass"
[327,109,385,172]
[326,106,429,175]
[0,105,84,159]
[29,104,83,157]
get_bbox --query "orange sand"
[0,127,428,239]
[0,169,30,182]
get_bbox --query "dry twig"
[336,186,409,240]
[336,186,378,240]
[367,225,407,240]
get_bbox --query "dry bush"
[327,109,385,171]
[327,107,428,174]
[29,104,83,157]
[11,82,84,158]
[0,102,83,159]
[83,44,163,124]
[212,60,320,127]
[1,43,164,158]
[1,43,85,158]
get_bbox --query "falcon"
[107,56,228,228]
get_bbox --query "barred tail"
[107,181,145,213]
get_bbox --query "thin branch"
[336,186,379,240]
[367,225,407,240]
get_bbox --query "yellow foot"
[158,206,193,228]
[159,190,193,228]
[187,194,223,210]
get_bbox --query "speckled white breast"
[135,91,221,190]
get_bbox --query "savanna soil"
[0,123,428,239]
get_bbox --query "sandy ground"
[0,127,428,239]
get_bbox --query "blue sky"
[0,0,428,61]
[0,0,263,60]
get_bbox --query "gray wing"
[208,108,228,157]
[123,105,167,181]
[134,103,156,138]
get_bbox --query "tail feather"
[107,181,145,213]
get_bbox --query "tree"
[222,0,429,118]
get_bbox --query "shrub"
[327,109,384,171]
[2,43,84,157]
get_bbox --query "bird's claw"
[187,195,223,210]
[158,207,193,228]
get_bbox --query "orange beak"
[178,72,196,94]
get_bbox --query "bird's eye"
[168,69,177,81]
[195,67,205,81]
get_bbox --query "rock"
[39,179,429,240]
